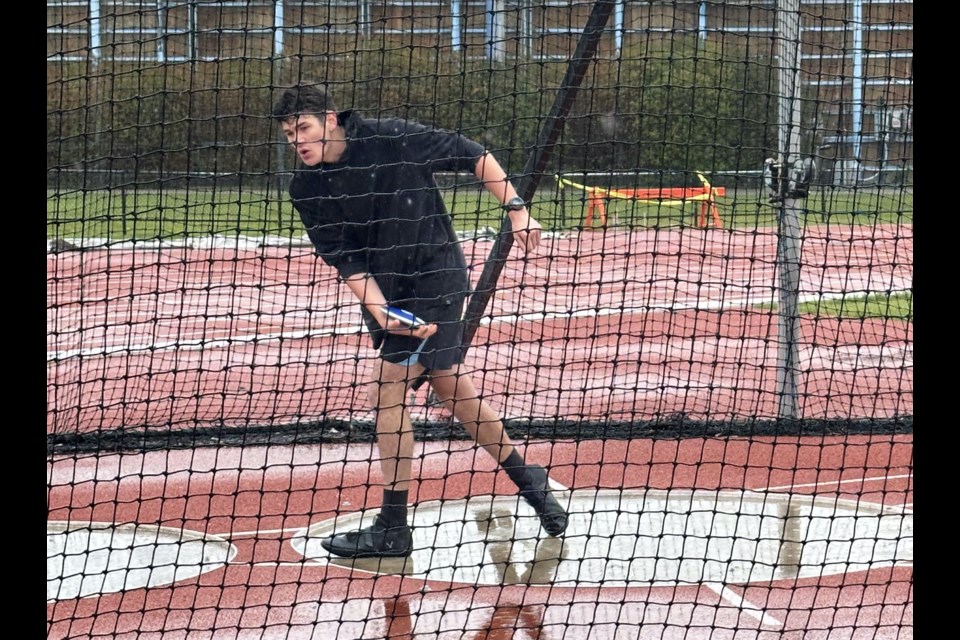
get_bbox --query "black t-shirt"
[288,111,487,293]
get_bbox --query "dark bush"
[48,40,778,184]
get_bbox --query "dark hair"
[271,84,338,122]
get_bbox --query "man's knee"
[368,360,422,408]
[429,366,477,396]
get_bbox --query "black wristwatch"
[501,196,527,212]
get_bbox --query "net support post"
[775,199,803,419]
[774,0,804,421]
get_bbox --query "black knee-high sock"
[380,489,409,527]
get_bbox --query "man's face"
[280,113,338,166]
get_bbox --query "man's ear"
[325,111,339,129]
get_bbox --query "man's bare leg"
[320,358,420,558]
[369,358,422,492]
[429,364,568,536]
[427,364,513,464]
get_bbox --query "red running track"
[46,225,913,434]
[47,435,913,639]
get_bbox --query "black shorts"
[362,270,469,373]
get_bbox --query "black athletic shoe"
[518,464,569,537]
[320,515,413,558]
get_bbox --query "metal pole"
[121,185,128,237]
[452,0,461,51]
[485,0,505,63]
[614,0,624,56]
[851,0,864,182]
[775,0,804,420]
[89,0,101,67]
[519,0,533,59]
[877,99,887,185]
[273,0,284,59]
[698,1,708,40]
[157,0,166,63]
[361,0,370,37]
[189,1,197,64]
[273,1,287,204]
[485,0,494,61]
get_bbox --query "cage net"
[47,2,912,638]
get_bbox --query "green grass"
[47,189,295,240]
[46,186,913,241]
[46,188,511,240]
[804,292,913,321]
[761,292,913,321]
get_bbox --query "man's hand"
[384,318,437,340]
[378,307,437,339]
[507,209,542,255]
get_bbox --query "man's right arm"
[291,195,436,338]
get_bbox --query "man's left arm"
[473,151,542,255]
[394,119,541,254]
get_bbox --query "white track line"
[250,561,328,567]
[46,288,910,362]
[222,526,292,538]
[703,583,783,628]
[759,474,913,515]
[46,327,349,361]
[762,473,912,493]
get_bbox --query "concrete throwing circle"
[47,521,237,602]
[293,488,912,587]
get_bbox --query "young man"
[272,84,568,558]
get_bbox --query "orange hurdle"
[557,172,725,228]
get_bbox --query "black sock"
[380,489,409,527]
[500,449,528,489]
